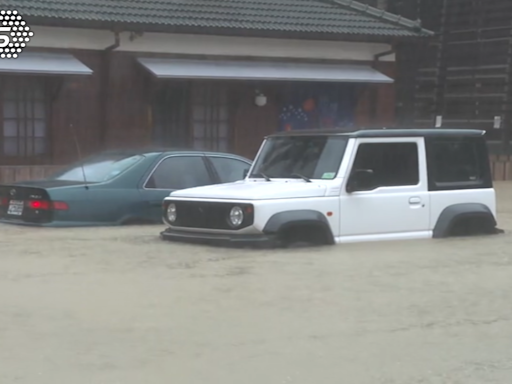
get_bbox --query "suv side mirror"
[346,169,376,193]
[243,168,249,178]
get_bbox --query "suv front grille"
[168,200,254,230]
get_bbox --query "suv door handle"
[409,197,422,205]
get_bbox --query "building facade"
[0,0,431,183]
[385,0,512,179]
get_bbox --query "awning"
[0,52,93,75]
[137,58,393,83]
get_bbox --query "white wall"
[29,26,395,62]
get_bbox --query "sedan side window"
[145,156,211,190]
[208,156,251,183]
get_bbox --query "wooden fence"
[490,155,512,181]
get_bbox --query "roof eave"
[328,0,432,33]
[25,16,434,42]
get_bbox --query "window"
[249,135,348,180]
[49,154,144,183]
[191,84,230,152]
[208,156,250,183]
[351,142,419,187]
[429,139,482,183]
[145,156,211,190]
[152,83,189,147]
[1,77,48,157]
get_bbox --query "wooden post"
[432,0,448,127]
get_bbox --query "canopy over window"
[137,58,393,83]
[0,52,93,75]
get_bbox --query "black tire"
[447,216,497,237]
[278,224,333,247]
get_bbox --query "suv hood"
[169,180,327,200]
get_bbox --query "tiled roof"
[4,0,434,38]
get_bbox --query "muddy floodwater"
[1,183,512,384]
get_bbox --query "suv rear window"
[429,139,482,183]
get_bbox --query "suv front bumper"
[160,227,278,248]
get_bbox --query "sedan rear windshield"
[49,154,144,183]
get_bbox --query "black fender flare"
[432,203,496,238]
[262,209,335,244]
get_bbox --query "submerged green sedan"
[0,149,252,227]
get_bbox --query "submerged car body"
[160,128,500,247]
[0,149,251,227]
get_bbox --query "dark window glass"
[49,154,144,183]
[1,77,49,157]
[209,156,250,183]
[191,84,230,152]
[352,142,419,187]
[250,136,348,180]
[430,139,482,183]
[146,156,211,190]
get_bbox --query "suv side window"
[351,142,419,187]
[429,138,482,183]
[208,156,251,183]
[145,156,211,190]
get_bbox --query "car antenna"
[70,123,89,190]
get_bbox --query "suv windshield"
[49,154,144,183]
[249,135,348,180]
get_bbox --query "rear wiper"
[251,172,272,181]
[290,173,312,183]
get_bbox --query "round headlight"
[166,203,177,223]
[229,206,244,227]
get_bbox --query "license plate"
[7,200,24,216]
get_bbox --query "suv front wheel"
[278,224,334,248]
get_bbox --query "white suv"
[160,129,500,247]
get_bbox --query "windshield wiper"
[290,173,312,183]
[251,172,272,181]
